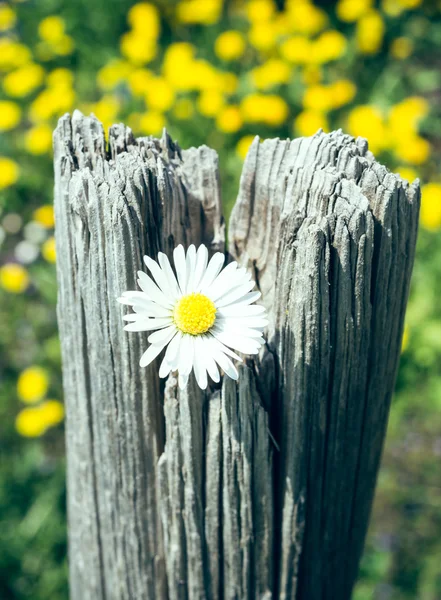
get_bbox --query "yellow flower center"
[173,292,216,335]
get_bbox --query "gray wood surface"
[54,114,420,599]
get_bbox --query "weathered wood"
[54,114,419,600]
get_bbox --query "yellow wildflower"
[173,98,194,120]
[248,22,278,51]
[0,157,19,189]
[336,0,372,22]
[389,97,429,136]
[87,96,120,131]
[52,35,75,56]
[294,110,329,137]
[0,100,21,130]
[127,68,154,96]
[0,40,31,71]
[420,183,441,231]
[251,59,291,90]
[0,4,16,30]
[214,31,246,61]
[145,77,175,111]
[0,263,29,293]
[281,36,312,64]
[381,0,404,16]
[391,37,413,60]
[38,16,65,42]
[42,236,56,263]
[286,0,328,35]
[236,135,257,160]
[246,0,275,22]
[162,43,196,91]
[192,60,223,91]
[16,400,64,437]
[356,10,385,55]
[33,205,55,228]
[312,30,347,63]
[25,124,53,155]
[29,87,75,122]
[47,68,75,88]
[97,59,132,90]
[302,65,323,86]
[241,93,289,126]
[3,64,45,97]
[128,3,160,38]
[216,105,243,133]
[139,111,165,135]
[330,79,357,107]
[198,90,225,117]
[347,105,388,154]
[120,31,157,64]
[17,366,49,403]
[176,0,222,25]
[394,137,430,165]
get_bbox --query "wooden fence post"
[54,112,420,600]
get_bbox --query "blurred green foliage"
[1,0,441,598]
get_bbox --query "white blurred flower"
[118,244,267,390]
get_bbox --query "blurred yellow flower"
[214,31,246,61]
[216,105,243,133]
[97,59,132,90]
[280,36,312,64]
[294,110,329,136]
[336,0,372,22]
[3,63,45,97]
[33,205,55,228]
[0,157,19,189]
[128,68,154,96]
[251,59,291,90]
[17,366,49,403]
[192,60,223,91]
[394,136,430,165]
[286,0,328,35]
[347,105,387,154]
[29,87,75,122]
[15,400,64,438]
[0,4,16,30]
[221,72,239,95]
[198,90,224,117]
[173,98,194,120]
[120,31,157,64]
[176,0,222,25]
[302,65,323,86]
[145,77,175,111]
[0,100,21,130]
[87,96,120,131]
[128,3,160,38]
[47,67,75,88]
[139,111,165,135]
[52,35,75,56]
[312,30,347,63]
[236,135,257,159]
[391,37,413,60]
[241,93,289,126]
[25,124,53,155]
[397,166,417,183]
[246,0,275,22]
[331,79,357,107]
[356,10,384,55]
[420,183,441,231]
[303,80,356,112]
[0,40,31,71]
[38,16,65,42]
[42,236,56,263]
[389,96,429,139]
[0,263,29,294]
[162,42,196,91]
[248,22,278,51]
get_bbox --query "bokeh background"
[1,0,440,598]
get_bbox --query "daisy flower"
[117,244,267,390]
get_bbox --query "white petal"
[123,313,139,322]
[198,252,225,292]
[211,329,262,355]
[159,357,172,378]
[178,334,195,376]
[124,317,172,332]
[212,322,264,340]
[212,280,256,305]
[158,252,181,298]
[139,340,168,368]
[117,291,147,305]
[200,337,220,383]
[148,325,177,344]
[164,330,183,369]
[216,290,261,308]
[218,315,268,329]
[137,271,173,308]
[191,245,209,292]
[208,335,242,362]
[193,338,208,390]
[185,244,197,293]
[206,261,238,299]
[179,373,189,390]
[173,244,187,295]
[208,338,239,380]
[144,255,177,300]
[217,304,266,318]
